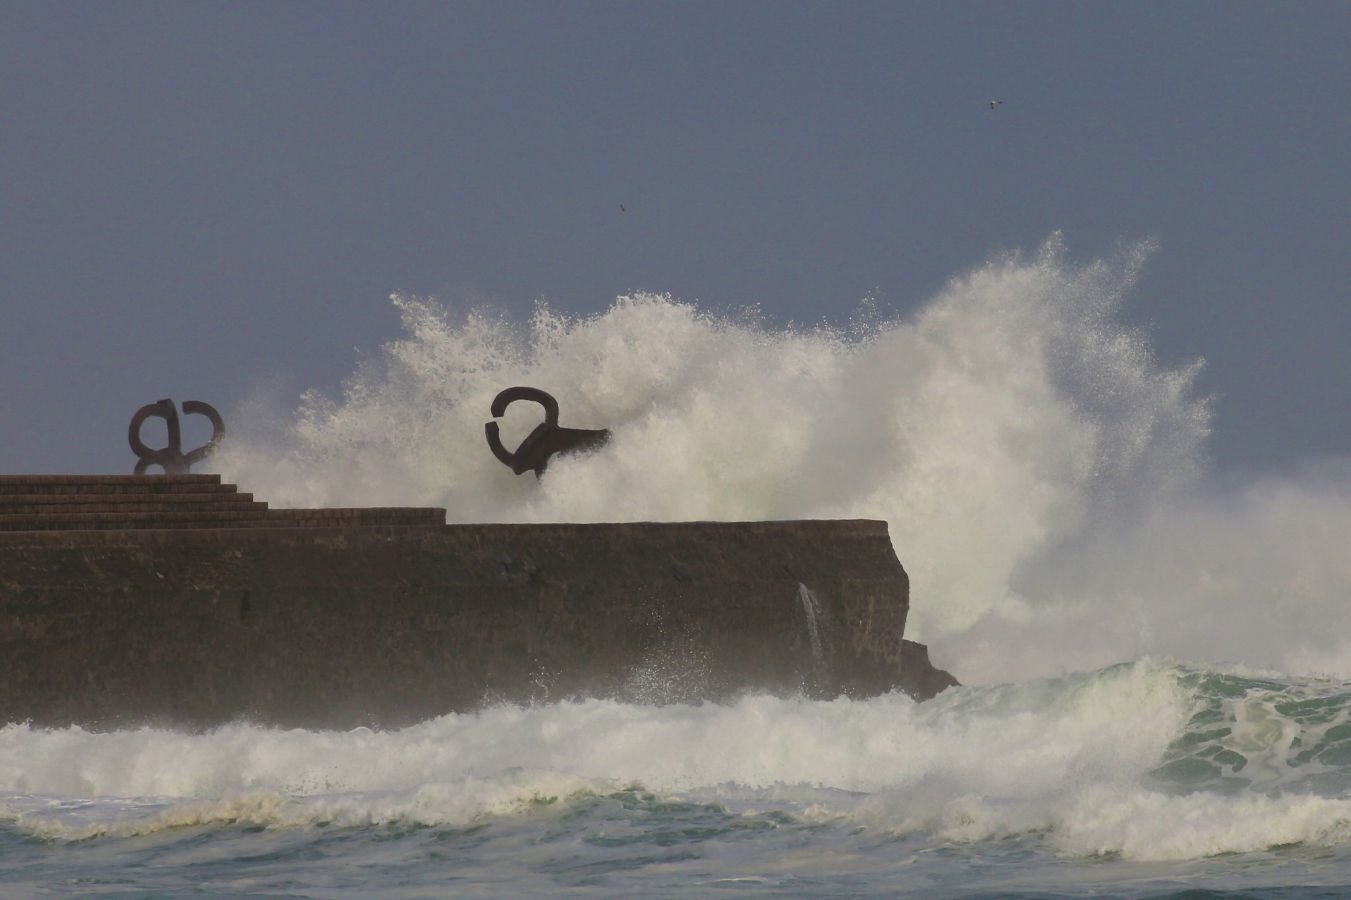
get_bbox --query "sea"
[7,237,1351,898]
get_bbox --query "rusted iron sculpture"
[485,387,610,477]
[129,399,224,475]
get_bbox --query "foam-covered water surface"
[7,663,1351,896]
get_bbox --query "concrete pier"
[0,475,955,730]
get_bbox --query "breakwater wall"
[0,476,954,731]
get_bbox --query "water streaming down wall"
[797,582,825,667]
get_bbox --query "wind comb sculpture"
[128,398,224,475]
[484,387,610,477]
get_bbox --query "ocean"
[7,238,1351,897]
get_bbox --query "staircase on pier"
[0,475,445,531]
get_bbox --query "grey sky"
[2,2,1347,477]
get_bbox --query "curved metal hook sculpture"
[485,386,610,477]
[129,398,225,475]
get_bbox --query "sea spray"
[950,465,1351,684]
[211,238,1351,684]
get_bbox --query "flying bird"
[989,99,1003,110]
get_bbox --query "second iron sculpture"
[128,398,224,475]
[484,387,610,477]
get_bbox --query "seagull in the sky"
[989,99,1003,110]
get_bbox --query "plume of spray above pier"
[216,236,1351,684]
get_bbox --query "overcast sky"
[2,2,1347,478]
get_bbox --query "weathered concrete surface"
[0,519,955,731]
[0,474,957,729]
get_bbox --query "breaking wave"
[211,236,1351,683]
[8,662,1351,861]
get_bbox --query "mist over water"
[215,236,1351,685]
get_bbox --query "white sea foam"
[0,663,1180,837]
[10,661,1351,860]
[840,781,1351,860]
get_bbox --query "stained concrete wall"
[0,520,954,730]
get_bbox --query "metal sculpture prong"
[485,386,610,477]
[129,398,225,475]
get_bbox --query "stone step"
[0,491,256,507]
[0,510,273,530]
[0,476,445,532]
[0,500,268,516]
[264,508,446,526]
[0,474,222,486]
[0,507,446,531]
[0,475,236,496]
[0,518,257,531]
